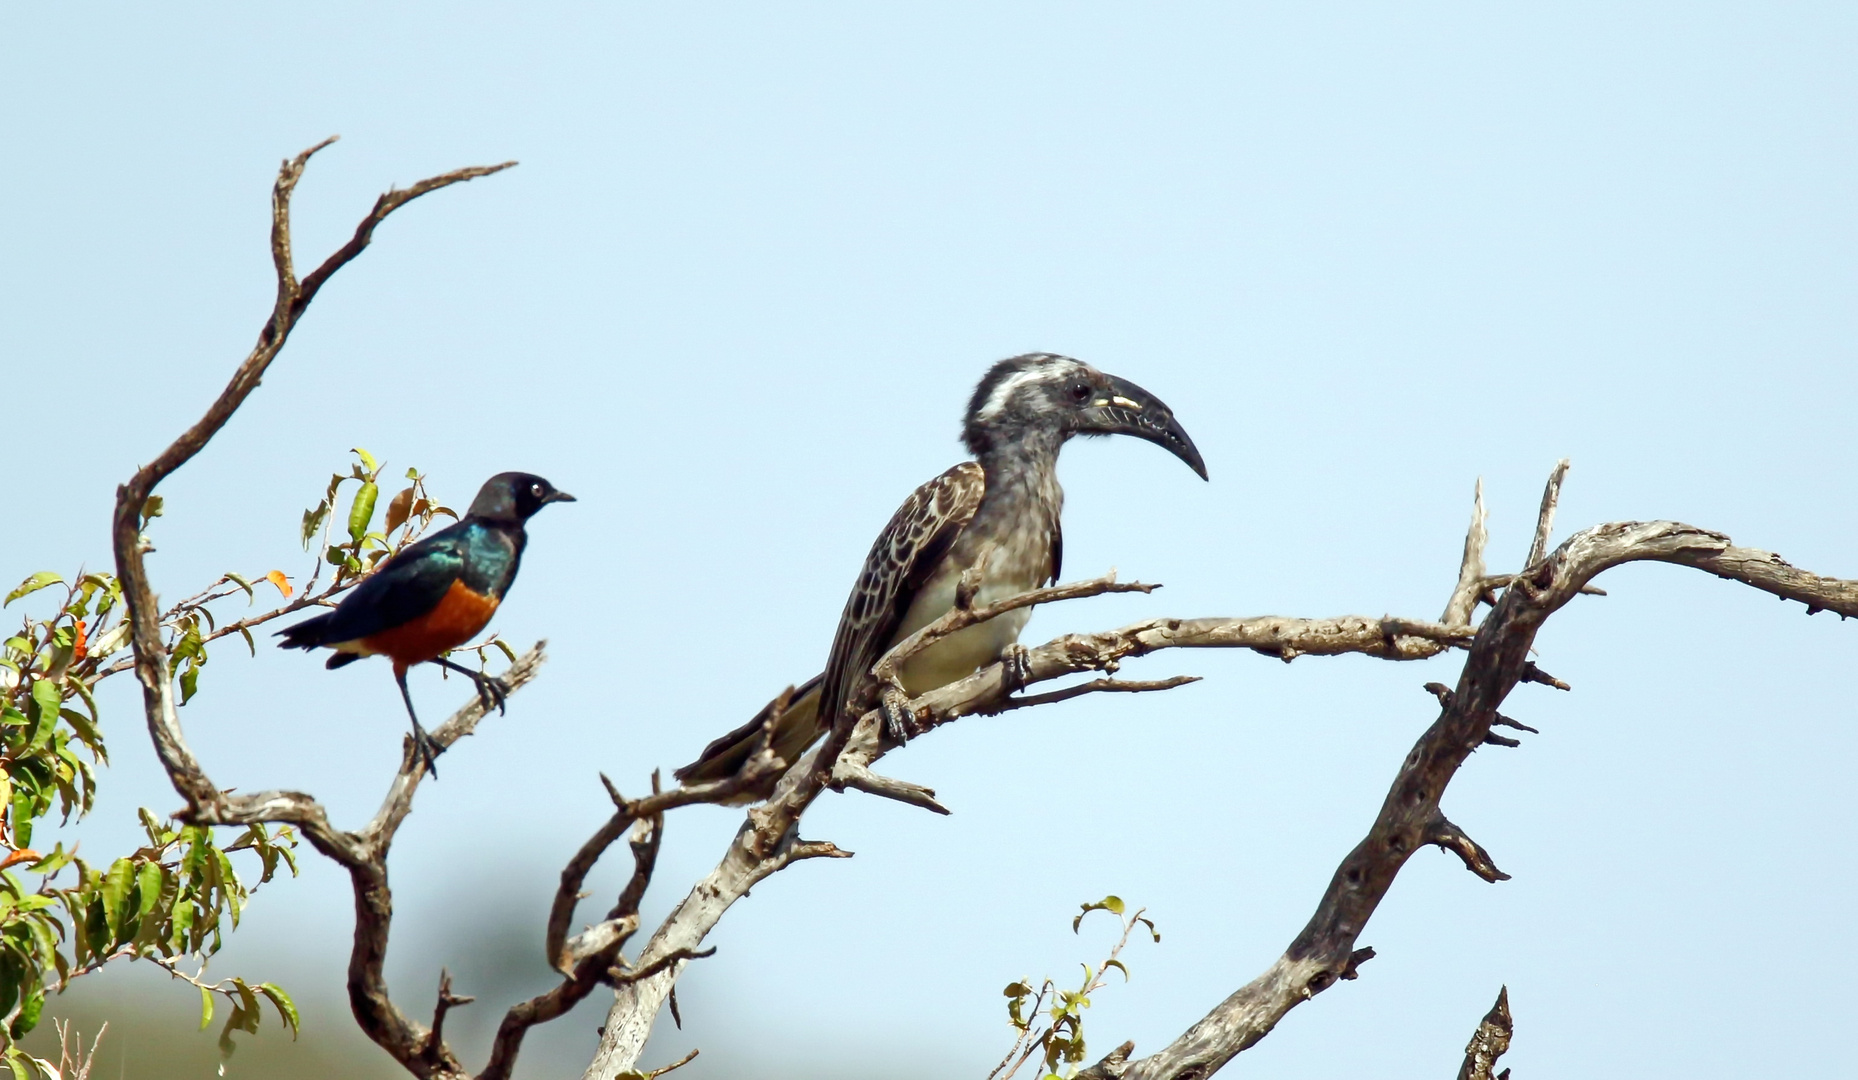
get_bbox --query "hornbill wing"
[817,461,987,735]
[671,463,983,792]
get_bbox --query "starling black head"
[962,353,1207,479]
[467,472,577,523]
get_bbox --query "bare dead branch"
[611,947,718,988]
[985,675,1203,714]
[1070,491,1858,1079]
[1525,458,1570,568]
[640,1048,700,1079]
[878,571,1157,688]
[52,1019,109,1080]
[1457,986,1514,1080]
[108,141,520,1080]
[1441,478,1489,626]
[832,761,951,815]
[423,970,475,1066]
[1424,811,1509,884]
[573,457,1858,1078]
[112,138,514,823]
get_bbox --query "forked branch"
[1072,476,1858,1080]
[109,141,541,1080]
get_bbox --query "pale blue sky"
[4,3,1855,1077]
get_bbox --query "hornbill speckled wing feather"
[675,353,1206,797]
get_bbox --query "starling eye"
[531,483,545,498]
[1069,382,1092,402]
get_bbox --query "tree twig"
[1457,986,1514,1080]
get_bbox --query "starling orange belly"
[361,581,500,667]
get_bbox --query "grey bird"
[674,353,1206,795]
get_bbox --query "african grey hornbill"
[675,353,1206,795]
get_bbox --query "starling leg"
[430,656,507,715]
[394,666,443,778]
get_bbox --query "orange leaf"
[264,570,294,600]
[384,486,416,536]
[72,619,88,661]
[1,848,41,870]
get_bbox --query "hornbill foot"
[409,720,444,778]
[880,686,915,746]
[1001,643,1034,692]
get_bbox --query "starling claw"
[409,720,444,778]
[475,673,508,715]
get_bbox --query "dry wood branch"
[1441,479,1489,626]
[1424,811,1509,884]
[986,675,1202,714]
[1526,459,1570,568]
[484,813,662,1080]
[424,970,475,1066]
[869,571,1157,701]
[586,469,1858,1078]
[1457,987,1513,1080]
[1073,509,1858,1078]
[51,1019,108,1080]
[638,1049,700,1079]
[612,946,718,988]
[833,761,950,814]
[112,138,514,822]
[109,141,523,1080]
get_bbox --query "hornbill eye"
[1069,382,1092,402]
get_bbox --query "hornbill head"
[468,472,578,523]
[962,353,1208,479]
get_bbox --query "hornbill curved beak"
[1081,375,1209,480]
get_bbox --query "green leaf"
[257,982,300,1038]
[100,857,134,939]
[29,679,60,723]
[347,482,379,544]
[238,626,257,657]
[350,447,380,477]
[4,573,63,609]
[199,985,215,1030]
[6,1052,29,1080]
[1003,981,1032,997]
[60,708,105,759]
[179,663,201,705]
[300,501,331,551]
[492,638,517,663]
[1099,895,1124,915]
[224,572,255,601]
[11,982,43,1038]
[140,494,164,528]
[137,860,164,919]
